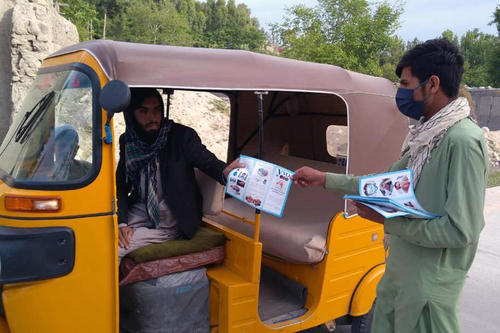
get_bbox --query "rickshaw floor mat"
[258,265,308,324]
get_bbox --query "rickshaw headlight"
[4,195,61,212]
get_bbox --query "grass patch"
[209,99,230,114]
[488,171,500,188]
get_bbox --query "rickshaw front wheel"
[351,301,375,333]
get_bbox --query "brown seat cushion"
[120,246,225,286]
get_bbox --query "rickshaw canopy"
[49,40,408,178]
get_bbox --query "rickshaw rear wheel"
[350,301,375,333]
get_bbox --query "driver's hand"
[118,226,134,249]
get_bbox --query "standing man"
[293,38,488,332]
[116,88,242,262]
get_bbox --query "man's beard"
[134,121,161,145]
[144,128,159,143]
[124,111,164,145]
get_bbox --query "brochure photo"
[344,169,438,219]
[225,155,294,218]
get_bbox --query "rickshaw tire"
[351,301,375,333]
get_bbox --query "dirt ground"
[113,91,231,164]
[483,128,500,171]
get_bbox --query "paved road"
[303,187,500,333]
[459,186,500,333]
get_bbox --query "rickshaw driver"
[292,38,488,332]
[116,88,243,261]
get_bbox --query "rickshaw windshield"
[0,69,94,186]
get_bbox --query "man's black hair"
[124,88,165,144]
[396,38,464,98]
[125,88,164,117]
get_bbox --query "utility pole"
[102,8,107,40]
[89,19,93,40]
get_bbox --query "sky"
[236,0,499,41]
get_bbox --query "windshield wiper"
[14,91,55,144]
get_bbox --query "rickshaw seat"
[210,154,345,264]
[118,171,226,285]
[195,168,226,215]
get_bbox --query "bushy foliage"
[59,0,99,41]
[60,1,499,87]
[60,0,267,52]
[487,6,500,87]
[110,0,192,45]
[439,27,499,88]
[269,0,403,77]
[459,29,497,87]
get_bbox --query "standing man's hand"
[223,159,246,179]
[118,226,134,249]
[352,201,386,224]
[292,166,326,187]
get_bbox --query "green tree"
[63,0,267,51]
[197,0,266,50]
[110,0,192,45]
[487,6,500,87]
[491,5,500,35]
[176,0,204,34]
[379,37,405,81]
[86,0,128,38]
[269,0,402,76]
[441,29,459,45]
[460,29,496,87]
[59,0,99,41]
[488,43,500,87]
[405,37,422,51]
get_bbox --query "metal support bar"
[253,211,261,242]
[255,91,268,160]
[163,88,174,120]
[221,210,255,226]
[253,91,268,241]
[237,92,297,154]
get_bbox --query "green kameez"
[325,118,488,332]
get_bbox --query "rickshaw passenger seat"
[210,153,346,264]
[194,168,225,215]
[118,171,226,285]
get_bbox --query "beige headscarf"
[401,97,471,185]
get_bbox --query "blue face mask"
[395,78,431,120]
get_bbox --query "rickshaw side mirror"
[99,80,131,114]
[99,80,130,144]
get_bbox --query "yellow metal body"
[0,51,118,333]
[204,211,384,332]
[0,50,385,333]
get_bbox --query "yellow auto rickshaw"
[0,40,408,333]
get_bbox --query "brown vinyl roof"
[50,40,395,97]
[49,40,409,185]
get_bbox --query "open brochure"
[344,169,438,219]
[225,155,294,218]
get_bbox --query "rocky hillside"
[113,91,231,163]
[484,128,500,171]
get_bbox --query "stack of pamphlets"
[344,169,437,219]
[225,155,294,218]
